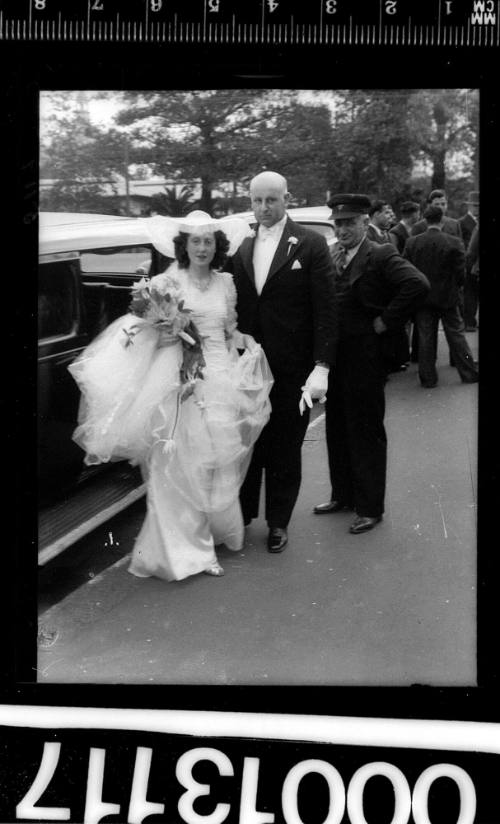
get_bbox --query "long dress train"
[69,266,273,582]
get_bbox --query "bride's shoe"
[203,560,225,577]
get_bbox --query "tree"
[149,185,196,216]
[408,89,479,190]
[325,90,416,204]
[39,92,129,213]
[116,90,335,210]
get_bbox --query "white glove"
[299,365,329,415]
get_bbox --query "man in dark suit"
[411,189,464,239]
[314,194,429,534]
[404,206,478,388]
[389,201,421,253]
[459,191,480,330]
[411,189,464,365]
[230,171,337,552]
[366,200,392,243]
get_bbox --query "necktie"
[333,246,347,274]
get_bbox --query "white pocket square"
[291,260,302,270]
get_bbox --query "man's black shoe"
[313,500,353,514]
[267,528,288,553]
[349,515,382,535]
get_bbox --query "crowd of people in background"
[69,176,479,580]
[359,188,479,386]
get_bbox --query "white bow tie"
[259,226,277,240]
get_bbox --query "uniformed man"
[314,194,429,534]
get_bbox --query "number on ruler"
[150,0,162,10]
[385,0,397,14]
[325,0,337,13]
[34,0,47,10]
[268,0,279,10]
[208,0,220,11]
[91,0,104,10]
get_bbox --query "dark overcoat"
[404,228,466,309]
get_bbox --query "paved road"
[38,330,478,686]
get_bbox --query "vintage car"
[38,212,171,563]
[38,207,335,563]
[221,205,337,255]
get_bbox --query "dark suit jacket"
[335,238,430,338]
[366,224,390,244]
[388,222,410,254]
[412,215,463,241]
[458,212,478,250]
[403,227,466,309]
[466,225,479,276]
[229,217,337,378]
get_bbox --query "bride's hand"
[241,333,258,353]
[157,327,176,348]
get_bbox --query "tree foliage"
[117,90,334,210]
[39,89,479,217]
[40,92,126,213]
[407,89,479,189]
[325,90,416,205]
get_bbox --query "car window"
[80,246,152,274]
[38,260,78,340]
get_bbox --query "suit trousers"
[240,374,310,528]
[463,272,479,328]
[416,304,478,385]
[325,334,387,517]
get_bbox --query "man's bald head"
[250,171,288,194]
[249,171,290,227]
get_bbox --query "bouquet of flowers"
[123,275,205,398]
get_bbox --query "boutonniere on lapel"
[248,229,256,238]
[287,236,298,255]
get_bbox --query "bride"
[69,211,273,581]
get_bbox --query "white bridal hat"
[142,210,253,259]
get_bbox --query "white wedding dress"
[69,266,273,581]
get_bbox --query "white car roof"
[39,212,152,257]
[221,206,333,224]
